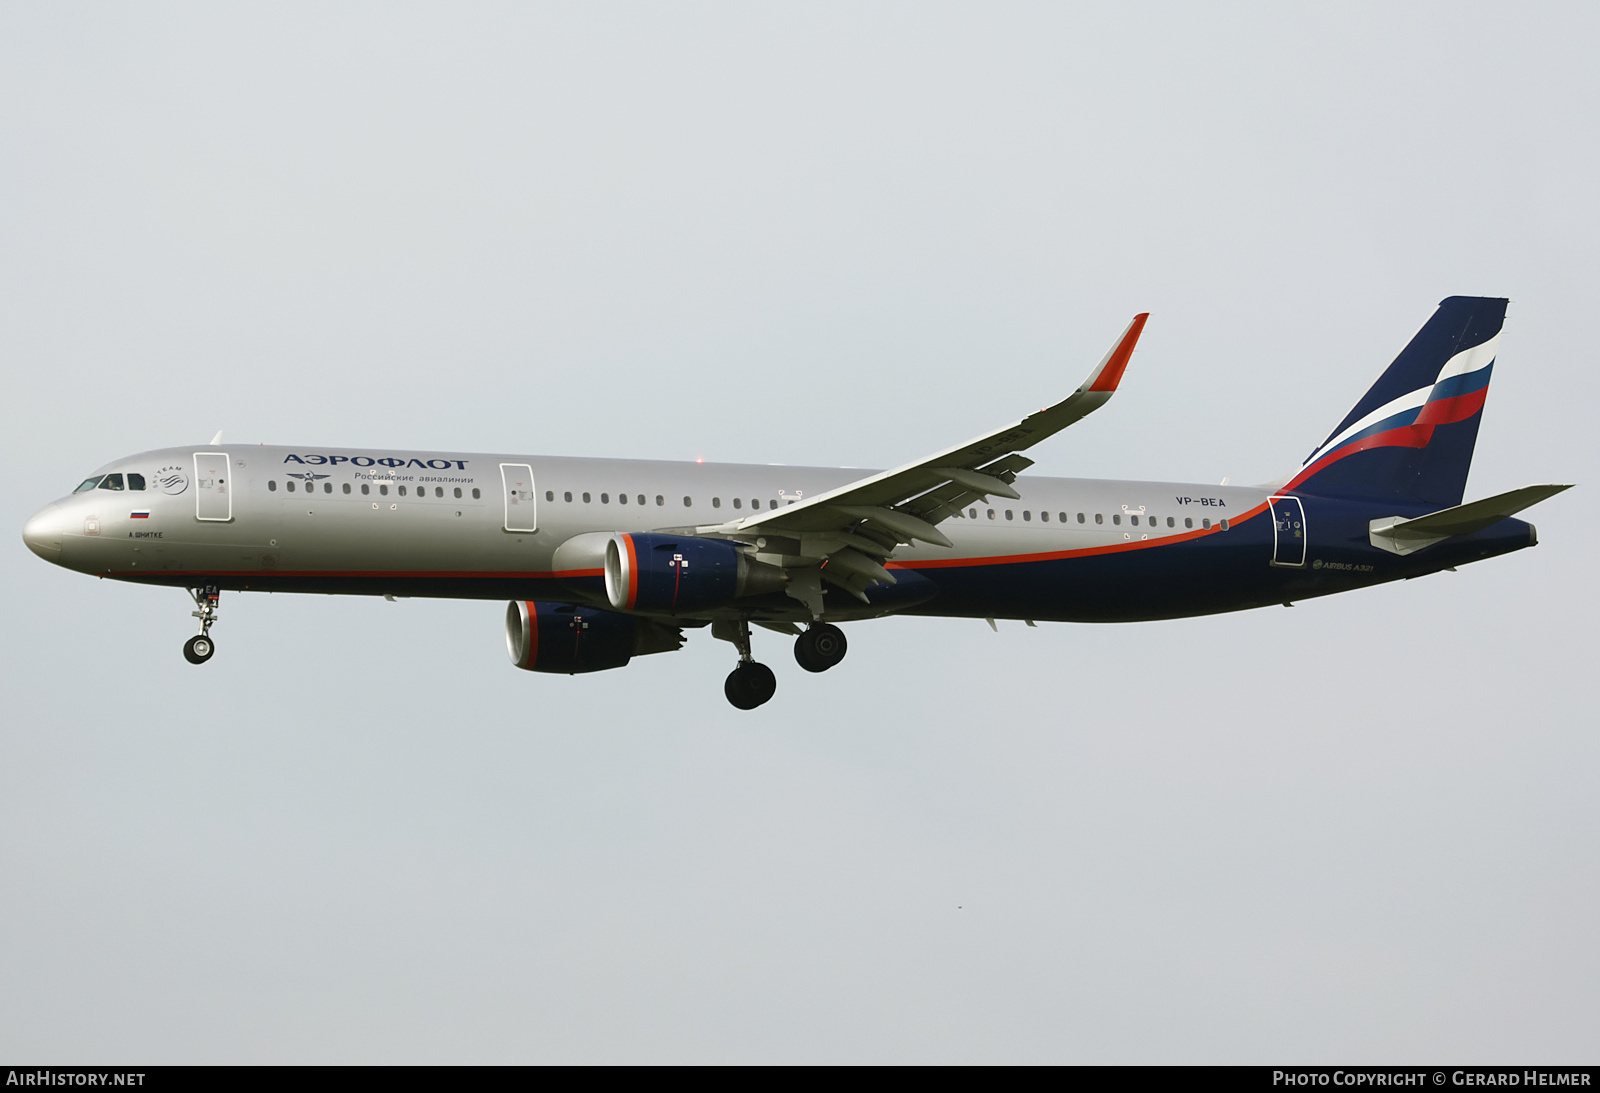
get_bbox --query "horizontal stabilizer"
[1369,484,1573,555]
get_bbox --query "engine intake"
[505,600,683,675]
[604,533,785,613]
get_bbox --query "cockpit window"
[74,476,104,493]
[127,473,146,491]
[97,473,125,491]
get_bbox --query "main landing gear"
[725,661,777,710]
[714,618,851,709]
[715,615,777,710]
[793,623,847,673]
[183,585,220,665]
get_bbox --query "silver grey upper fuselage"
[23,443,1532,624]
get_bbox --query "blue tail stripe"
[1317,296,1506,449]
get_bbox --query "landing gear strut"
[184,585,220,665]
[713,615,777,710]
[794,623,847,673]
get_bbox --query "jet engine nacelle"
[604,532,786,613]
[505,600,683,675]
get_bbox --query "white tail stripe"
[1305,335,1499,465]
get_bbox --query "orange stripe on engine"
[623,534,639,610]
[526,601,539,669]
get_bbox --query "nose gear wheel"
[184,585,221,665]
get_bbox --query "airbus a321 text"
[23,296,1571,708]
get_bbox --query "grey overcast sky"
[2,3,1596,1064]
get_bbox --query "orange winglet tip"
[1087,312,1149,393]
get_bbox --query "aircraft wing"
[697,313,1149,606]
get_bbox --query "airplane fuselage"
[25,443,1535,625]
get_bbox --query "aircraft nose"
[22,503,65,563]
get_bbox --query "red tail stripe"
[1414,386,1489,427]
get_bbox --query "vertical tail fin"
[1286,296,1506,507]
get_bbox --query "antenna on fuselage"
[209,430,223,445]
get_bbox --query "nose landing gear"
[183,585,220,665]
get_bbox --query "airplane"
[21,295,1571,709]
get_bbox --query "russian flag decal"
[130,510,150,519]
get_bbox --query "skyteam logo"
[154,464,189,495]
[285,453,470,470]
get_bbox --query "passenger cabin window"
[733,498,742,509]
[563,491,572,502]
[1095,514,1103,524]
[288,480,297,492]
[713,498,721,508]
[74,476,104,493]
[969,509,977,519]
[601,493,610,504]
[683,496,692,506]
[1202,518,1211,528]
[435,487,443,498]
[656,495,665,506]
[639,495,647,506]
[1167,517,1175,527]
[379,485,389,496]
[471,488,481,499]
[343,483,352,494]
[1023,511,1032,521]
[269,480,278,491]
[1039,511,1048,522]
[1184,517,1193,528]
[456,488,464,499]
[361,484,370,495]
[397,486,405,496]
[582,492,591,503]
[1129,515,1138,526]
[98,474,124,491]
[619,493,628,504]
[546,490,554,501]
[768,499,777,510]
